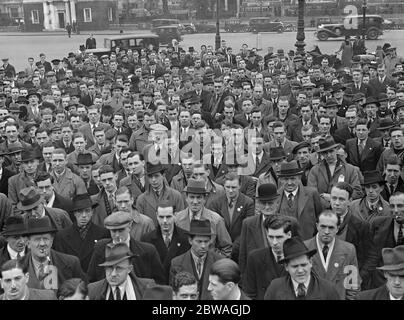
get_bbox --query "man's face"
[36,131,49,147]
[186,193,206,214]
[181,158,194,178]
[242,101,253,114]
[41,146,54,164]
[385,164,400,185]
[391,130,404,149]
[148,172,164,191]
[127,154,144,175]
[70,116,81,130]
[21,159,39,175]
[100,172,117,193]
[5,232,27,254]
[267,227,291,255]
[356,124,369,140]
[88,109,100,124]
[256,199,278,217]
[389,194,404,224]
[279,175,300,193]
[5,125,18,143]
[144,115,156,130]
[37,178,54,201]
[105,259,133,287]
[1,268,29,300]
[365,183,383,202]
[251,111,262,127]
[317,214,338,245]
[345,111,357,128]
[94,130,106,145]
[73,137,86,153]
[189,235,210,258]
[78,164,92,180]
[208,275,231,300]
[28,233,53,260]
[353,71,362,83]
[116,192,133,213]
[273,126,286,143]
[192,166,209,183]
[51,153,66,174]
[331,187,350,216]
[224,179,240,200]
[278,101,289,115]
[319,118,331,135]
[385,272,404,299]
[74,207,93,228]
[365,104,377,118]
[285,255,312,284]
[174,284,198,300]
[112,115,124,128]
[251,137,264,155]
[157,206,175,235]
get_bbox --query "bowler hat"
[143,285,173,300]
[363,96,380,107]
[378,117,395,130]
[17,186,44,211]
[98,242,135,267]
[377,245,404,275]
[104,211,133,230]
[184,178,208,194]
[255,183,279,202]
[76,153,95,165]
[279,237,317,264]
[146,162,166,175]
[292,141,311,155]
[363,170,385,186]
[25,216,57,236]
[186,220,212,236]
[317,137,339,153]
[278,160,304,178]
[1,215,27,237]
[71,193,98,212]
[269,147,287,161]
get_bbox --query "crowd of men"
[0,36,404,300]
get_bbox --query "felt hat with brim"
[20,149,37,162]
[104,211,133,230]
[377,245,404,275]
[363,96,380,107]
[377,93,389,103]
[184,178,208,194]
[324,98,339,108]
[146,162,166,175]
[98,243,135,267]
[25,216,57,236]
[363,170,385,186]
[0,147,8,156]
[269,147,287,161]
[331,83,346,93]
[278,160,304,178]
[394,101,404,114]
[292,141,311,155]
[352,92,366,102]
[186,220,212,236]
[76,153,95,165]
[317,137,339,153]
[255,183,279,202]
[17,186,44,211]
[9,103,22,113]
[279,237,317,264]
[1,216,27,237]
[143,285,173,300]
[378,117,395,130]
[71,193,98,212]
[7,142,24,154]
[27,90,41,99]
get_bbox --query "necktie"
[322,245,329,261]
[297,283,306,298]
[108,193,115,209]
[115,287,121,300]
[104,192,112,216]
[38,263,46,284]
[17,252,21,259]
[229,199,235,209]
[196,258,203,277]
[390,184,395,196]
[337,215,342,227]
[358,141,365,155]
[287,193,294,207]
[164,234,170,248]
[255,155,260,167]
[397,223,403,246]
[276,255,282,263]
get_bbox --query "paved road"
[2,29,404,72]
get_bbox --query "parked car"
[151,18,184,33]
[194,22,217,33]
[85,34,160,57]
[224,18,250,32]
[249,17,284,33]
[153,25,183,45]
[383,19,397,30]
[315,14,384,41]
[182,23,196,33]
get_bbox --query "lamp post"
[362,0,367,40]
[215,0,221,51]
[295,0,306,56]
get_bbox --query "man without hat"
[78,105,111,148]
[172,271,199,300]
[86,210,165,285]
[169,220,225,300]
[264,236,340,300]
[19,216,84,290]
[52,193,110,271]
[88,242,155,300]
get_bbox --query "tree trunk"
[162,0,169,15]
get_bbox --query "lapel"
[326,239,344,281]
[306,238,327,278]
[318,163,329,184]
[221,198,231,230]
[250,214,267,248]
[361,139,373,162]
[297,187,308,218]
[232,195,244,226]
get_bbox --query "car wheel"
[277,27,284,33]
[367,28,379,40]
[317,31,329,41]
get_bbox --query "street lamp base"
[295,40,306,56]
[215,34,221,51]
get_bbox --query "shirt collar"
[46,192,56,208]
[291,275,311,295]
[390,293,403,300]
[7,244,25,260]
[285,188,298,198]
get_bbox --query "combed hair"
[263,214,292,233]
[209,258,241,285]
[332,182,353,198]
[57,278,89,300]
[1,259,28,274]
[172,271,197,293]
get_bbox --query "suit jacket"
[0,166,15,195]
[266,139,298,161]
[288,118,319,142]
[333,125,356,145]
[91,189,116,228]
[264,272,340,300]
[78,122,111,148]
[119,173,145,203]
[21,249,85,290]
[169,250,224,300]
[234,113,250,128]
[86,238,166,285]
[250,152,272,178]
[346,82,374,97]
[369,77,396,96]
[350,197,390,223]
[141,225,190,280]
[305,237,360,300]
[96,152,123,173]
[345,138,383,172]
[356,284,401,300]
[54,139,75,155]
[244,247,287,300]
[277,185,323,240]
[88,273,155,300]
[0,288,57,300]
[52,222,110,272]
[380,176,404,201]
[215,174,256,200]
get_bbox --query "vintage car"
[153,25,183,45]
[224,18,250,32]
[182,22,197,33]
[249,17,284,33]
[315,14,384,41]
[151,18,184,33]
[85,34,160,57]
[194,22,217,33]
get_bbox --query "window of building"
[31,10,39,24]
[9,7,19,18]
[83,8,92,22]
[108,7,113,22]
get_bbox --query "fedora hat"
[269,147,287,161]
[76,153,95,166]
[17,186,44,211]
[143,285,173,300]
[363,96,380,107]
[363,170,385,186]
[25,216,57,236]
[21,149,36,162]
[1,216,27,237]
[352,92,366,102]
[186,220,212,236]
[331,83,346,93]
[317,137,339,153]
[98,242,134,267]
[393,100,404,114]
[324,98,339,108]
[71,193,98,212]
[255,183,279,202]
[279,237,317,264]
[27,90,41,100]
[146,162,166,176]
[377,245,404,275]
[378,117,395,130]
[184,178,208,194]
[377,93,389,103]
[6,142,23,155]
[278,160,304,178]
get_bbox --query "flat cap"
[104,211,133,230]
[150,124,168,131]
